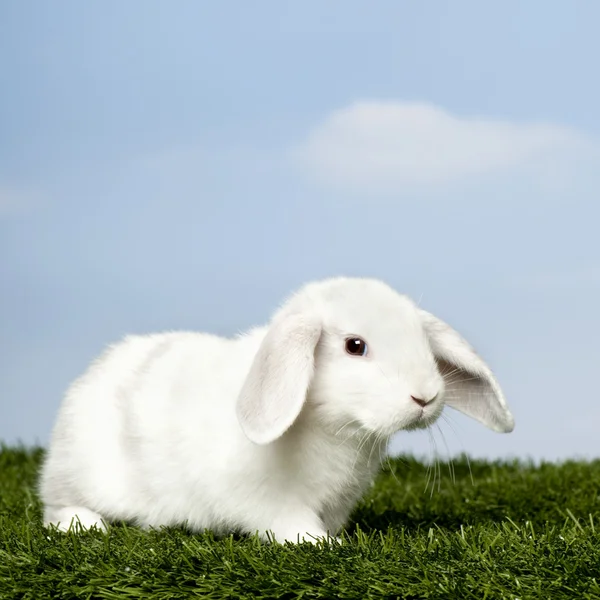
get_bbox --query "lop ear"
[236,312,322,445]
[419,309,515,433]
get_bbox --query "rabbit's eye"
[345,337,368,357]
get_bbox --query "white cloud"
[292,100,595,191]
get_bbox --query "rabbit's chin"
[403,416,440,432]
[405,407,445,432]
[350,410,443,440]
[386,405,445,435]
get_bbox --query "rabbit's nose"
[411,393,438,407]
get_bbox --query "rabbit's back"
[40,330,258,527]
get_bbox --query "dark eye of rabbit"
[345,337,368,357]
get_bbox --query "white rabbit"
[40,277,514,543]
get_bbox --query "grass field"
[1,446,600,599]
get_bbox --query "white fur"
[40,277,514,542]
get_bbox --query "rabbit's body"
[41,277,514,542]
[41,328,381,539]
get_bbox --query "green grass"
[1,447,600,599]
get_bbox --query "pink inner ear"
[435,357,514,433]
[436,357,491,399]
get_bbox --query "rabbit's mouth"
[407,404,444,431]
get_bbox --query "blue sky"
[2,1,599,461]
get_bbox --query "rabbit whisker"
[435,423,455,485]
[366,432,380,466]
[335,419,362,438]
[425,429,434,495]
[440,412,474,486]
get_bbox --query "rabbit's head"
[236,277,514,445]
